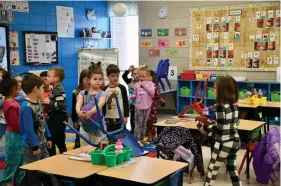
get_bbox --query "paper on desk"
[69,153,91,162]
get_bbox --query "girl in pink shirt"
[130,68,155,143]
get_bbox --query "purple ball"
[81,104,99,127]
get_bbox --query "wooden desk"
[260,101,280,131]
[63,145,96,156]
[154,117,265,131]
[154,116,266,182]
[97,157,187,185]
[20,154,107,179]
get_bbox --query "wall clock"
[157,6,168,19]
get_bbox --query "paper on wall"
[56,6,74,38]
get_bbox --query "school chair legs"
[238,142,256,175]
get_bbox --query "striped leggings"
[204,141,242,186]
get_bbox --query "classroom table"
[160,89,177,114]
[260,101,280,131]
[154,116,266,183]
[237,100,260,121]
[63,145,96,156]
[97,156,188,185]
[20,154,108,179]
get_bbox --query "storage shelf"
[177,78,280,114]
[79,37,112,40]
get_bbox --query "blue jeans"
[23,142,49,164]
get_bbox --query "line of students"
[72,64,166,147]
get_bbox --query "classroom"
[0,0,280,186]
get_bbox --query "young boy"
[39,71,52,121]
[42,67,68,156]
[103,64,129,132]
[122,65,139,134]
[20,74,52,164]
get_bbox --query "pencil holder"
[90,150,104,165]
[123,147,132,161]
[116,151,125,165]
[105,152,118,167]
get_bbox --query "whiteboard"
[78,48,119,83]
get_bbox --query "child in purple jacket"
[130,67,155,144]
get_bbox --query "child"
[40,71,52,122]
[197,75,241,186]
[130,67,155,143]
[42,67,67,156]
[14,76,26,104]
[0,79,25,186]
[20,74,52,163]
[76,68,106,146]
[103,64,129,132]
[72,69,89,148]
[146,70,165,141]
[0,67,11,140]
[122,65,139,133]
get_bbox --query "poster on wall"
[10,50,19,66]
[24,31,58,65]
[175,40,187,47]
[157,29,169,36]
[174,28,187,36]
[56,6,74,38]
[140,29,152,37]
[158,39,169,47]
[0,1,29,12]
[149,49,160,57]
[166,48,178,57]
[9,31,18,48]
[140,39,152,47]
[0,26,8,70]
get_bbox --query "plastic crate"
[271,91,280,102]
[180,86,190,97]
[207,88,215,98]
[239,90,248,99]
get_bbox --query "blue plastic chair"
[156,60,165,91]
[162,59,172,90]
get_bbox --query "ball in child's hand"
[81,104,99,124]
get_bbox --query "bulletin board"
[189,2,280,71]
[24,31,58,65]
[78,48,119,84]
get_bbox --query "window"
[111,16,139,71]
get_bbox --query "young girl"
[0,68,11,140]
[72,69,89,148]
[130,67,155,143]
[0,79,24,186]
[76,68,106,146]
[122,65,139,133]
[146,70,165,142]
[14,76,26,104]
[197,75,241,186]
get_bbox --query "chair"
[238,142,257,175]
[162,59,172,90]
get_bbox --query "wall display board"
[78,48,119,83]
[189,2,280,71]
[24,32,58,65]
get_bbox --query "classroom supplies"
[179,86,190,97]
[179,70,196,80]
[115,140,123,153]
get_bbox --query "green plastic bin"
[90,150,104,165]
[271,91,280,102]
[180,86,190,97]
[116,151,125,165]
[239,90,248,99]
[207,88,215,98]
[105,152,118,167]
[123,147,132,161]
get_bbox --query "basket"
[245,96,267,105]
[271,91,280,102]
[196,74,203,80]
[207,88,215,98]
[105,152,118,167]
[90,150,104,165]
[123,147,132,161]
[239,90,248,99]
[180,86,190,97]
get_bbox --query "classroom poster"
[56,6,74,38]
[9,31,18,48]
[0,1,29,12]
[10,50,19,66]
[175,28,187,36]
[166,48,178,57]
[140,29,152,37]
[140,39,152,47]
[175,40,187,47]
[157,29,169,37]
[158,39,169,47]
[149,49,160,57]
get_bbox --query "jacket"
[253,127,280,184]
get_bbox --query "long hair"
[75,69,89,94]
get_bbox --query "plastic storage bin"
[271,91,280,102]
[239,90,248,99]
[180,86,190,97]
[207,88,215,98]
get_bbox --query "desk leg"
[267,116,270,132]
[246,144,250,184]
[173,91,177,115]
